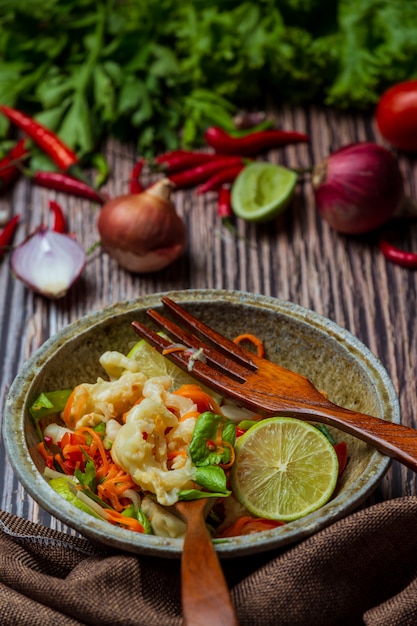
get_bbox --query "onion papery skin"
[312,142,404,235]
[97,179,187,273]
[10,226,86,299]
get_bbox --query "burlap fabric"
[1,497,417,625]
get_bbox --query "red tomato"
[376,80,417,151]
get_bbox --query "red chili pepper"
[334,441,348,477]
[155,150,239,174]
[0,214,20,257]
[48,200,67,233]
[0,139,29,190]
[0,105,78,171]
[204,126,310,156]
[129,158,145,194]
[33,171,106,204]
[217,185,233,219]
[169,157,244,189]
[197,163,245,194]
[379,235,417,268]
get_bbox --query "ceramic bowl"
[3,289,399,558]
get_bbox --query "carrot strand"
[233,333,265,358]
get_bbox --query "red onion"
[312,142,404,234]
[10,226,86,298]
[97,178,187,273]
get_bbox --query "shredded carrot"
[95,461,137,511]
[162,346,187,355]
[62,386,90,429]
[37,441,52,463]
[219,440,235,469]
[167,449,187,460]
[75,426,109,479]
[53,453,72,474]
[104,509,145,533]
[174,383,222,415]
[179,409,200,422]
[233,333,265,358]
[213,421,235,469]
[219,516,284,538]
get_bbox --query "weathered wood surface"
[1,105,417,534]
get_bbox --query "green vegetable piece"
[315,423,337,446]
[74,458,97,492]
[122,504,152,534]
[29,389,72,422]
[189,411,236,467]
[195,465,229,494]
[48,477,102,520]
[237,419,258,431]
[178,489,230,501]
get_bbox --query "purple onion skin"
[312,142,404,235]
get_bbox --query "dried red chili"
[168,157,244,189]
[48,200,67,233]
[0,214,20,257]
[0,105,78,172]
[33,171,106,204]
[379,235,417,269]
[129,158,145,194]
[204,126,310,156]
[154,150,233,174]
[217,185,233,219]
[197,163,245,194]
[0,139,29,190]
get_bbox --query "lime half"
[231,417,339,522]
[231,162,297,223]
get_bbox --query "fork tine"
[131,320,246,398]
[145,308,249,380]
[161,296,257,370]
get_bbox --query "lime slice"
[231,162,297,223]
[127,338,222,401]
[231,417,339,521]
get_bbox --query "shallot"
[312,142,404,234]
[97,178,187,273]
[10,226,86,298]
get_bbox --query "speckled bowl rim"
[3,289,399,559]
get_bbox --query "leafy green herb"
[189,411,236,467]
[314,423,337,446]
[0,0,414,160]
[122,504,152,534]
[74,457,97,492]
[178,487,230,501]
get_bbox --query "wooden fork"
[131,296,417,472]
[131,297,417,626]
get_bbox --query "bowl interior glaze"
[3,290,399,558]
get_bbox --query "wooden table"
[1,105,417,534]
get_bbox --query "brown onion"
[312,142,404,235]
[97,178,187,273]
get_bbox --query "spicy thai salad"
[30,333,348,540]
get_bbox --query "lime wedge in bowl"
[231,161,297,223]
[231,417,339,522]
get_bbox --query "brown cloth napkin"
[1,497,417,626]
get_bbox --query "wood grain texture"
[1,106,417,531]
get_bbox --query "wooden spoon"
[175,498,239,626]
